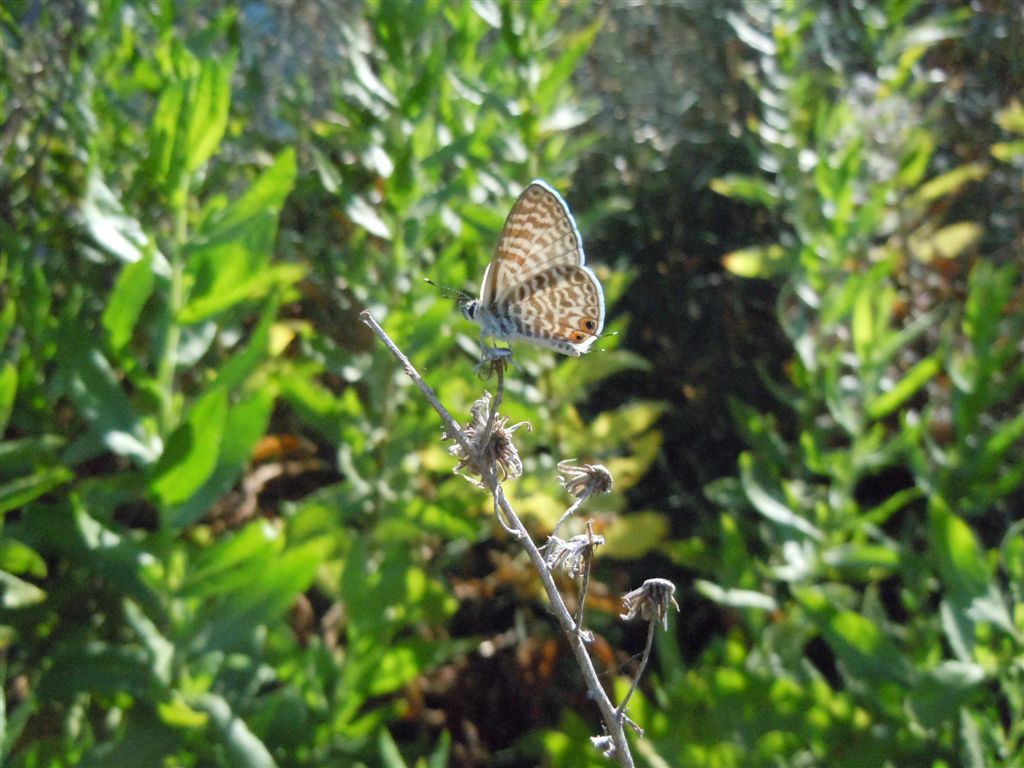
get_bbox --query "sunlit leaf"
[710,174,779,208]
[149,386,228,507]
[103,252,156,354]
[695,580,778,611]
[0,571,46,608]
[601,511,669,559]
[193,693,277,768]
[722,244,787,278]
[739,453,823,540]
[865,355,940,420]
[57,323,161,464]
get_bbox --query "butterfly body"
[461,181,605,357]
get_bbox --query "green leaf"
[192,693,277,768]
[822,543,901,571]
[695,580,778,611]
[0,570,46,608]
[182,149,299,321]
[930,498,1017,654]
[57,320,160,464]
[0,537,47,577]
[79,167,169,273]
[165,389,274,529]
[103,252,156,354]
[906,661,986,731]
[0,360,16,434]
[710,174,779,208]
[601,511,670,560]
[865,355,941,420]
[149,386,228,507]
[739,453,823,540]
[177,263,305,324]
[189,536,329,653]
[166,387,274,532]
[0,466,74,516]
[184,55,235,174]
[345,194,392,240]
[916,163,988,202]
[534,12,603,114]
[36,642,157,700]
[149,50,235,205]
[797,589,912,685]
[721,244,787,279]
[378,728,409,768]
[929,498,989,603]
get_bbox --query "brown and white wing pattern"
[472,180,605,357]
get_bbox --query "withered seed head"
[443,392,530,486]
[620,578,680,631]
[542,533,605,577]
[557,459,613,499]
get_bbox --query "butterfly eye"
[581,318,596,332]
[572,332,586,343]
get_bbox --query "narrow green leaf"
[57,322,160,464]
[0,571,46,608]
[916,162,988,202]
[0,537,47,577]
[906,661,986,730]
[178,264,304,325]
[710,174,779,207]
[103,252,156,353]
[193,693,277,768]
[378,727,409,768]
[929,498,988,602]
[694,580,778,611]
[166,389,275,530]
[0,360,16,435]
[866,355,941,420]
[202,148,298,238]
[822,544,901,570]
[150,386,228,507]
[182,150,298,321]
[346,195,392,240]
[0,467,74,516]
[739,453,823,540]
[534,12,603,114]
[79,168,169,273]
[185,55,235,173]
[721,244,787,278]
[191,538,329,653]
[798,590,911,685]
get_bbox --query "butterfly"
[459,180,605,357]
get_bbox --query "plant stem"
[617,617,656,722]
[361,310,635,766]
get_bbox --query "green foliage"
[677,2,1024,766]
[1,2,652,766]
[3,1,1021,766]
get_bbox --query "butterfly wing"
[497,263,605,356]
[480,180,586,308]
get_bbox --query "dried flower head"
[443,391,530,486]
[591,734,615,758]
[558,459,614,499]
[620,578,679,631]
[542,533,605,577]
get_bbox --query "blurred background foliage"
[1,1,1021,766]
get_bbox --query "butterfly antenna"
[595,330,620,353]
[424,277,461,299]
[425,278,474,303]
